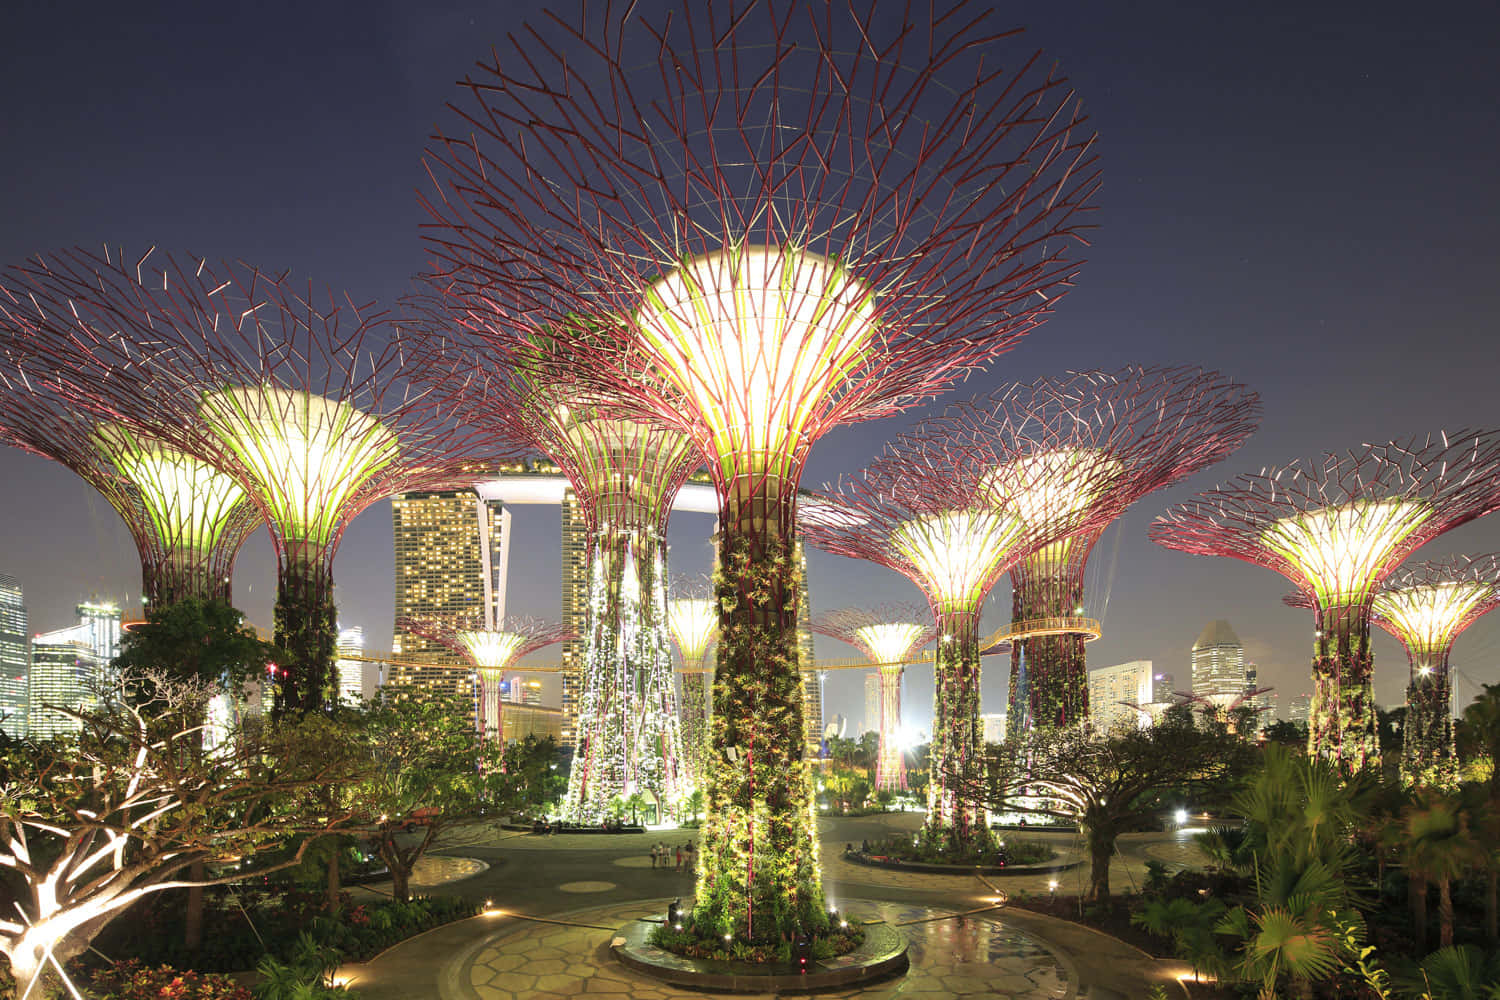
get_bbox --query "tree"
[1262,719,1309,748]
[683,789,705,823]
[959,707,1256,900]
[110,596,284,950]
[500,736,565,816]
[1457,682,1500,946]
[1397,787,1483,948]
[350,686,511,902]
[1215,744,1373,1000]
[0,671,357,1000]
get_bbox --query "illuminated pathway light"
[423,0,1098,938]
[1153,431,1500,771]
[815,606,935,792]
[401,615,571,742]
[930,367,1260,732]
[0,247,506,716]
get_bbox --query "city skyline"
[1,1,1498,730]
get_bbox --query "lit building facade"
[1286,694,1312,723]
[74,602,121,665]
[980,713,1007,743]
[863,673,880,735]
[389,488,511,703]
[1088,659,1154,732]
[558,489,588,747]
[1191,620,1246,701]
[336,626,365,705]
[28,625,101,738]
[0,575,27,736]
[1152,670,1177,703]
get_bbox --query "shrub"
[87,959,252,1000]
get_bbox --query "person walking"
[650,843,659,869]
[675,844,684,871]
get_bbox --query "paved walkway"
[335,820,1204,1000]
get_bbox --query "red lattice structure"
[1151,430,1500,772]
[1287,552,1500,786]
[813,605,934,792]
[0,349,259,608]
[916,366,1260,732]
[0,246,511,716]
[667,575,719,786]
[406,320,697,822]
[802,444,1101,850]
[398,614,572,743]
[419,0,1098,937]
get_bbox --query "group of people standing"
[650,841,694,871]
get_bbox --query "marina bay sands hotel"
[387,461,823,753]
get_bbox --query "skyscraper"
[863,672,880,735]
[0,575,27,736]
[389,487,511,701]
[1088,660,1155,732]
[1191,620,1246,701]
[336,626,365,705]
[1151,671,1177,703]
[74,601,121,665]
[794,540,823,756]
[558,488,588,747]
[28,626,101,738]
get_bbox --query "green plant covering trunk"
[1403,655,1457,788]
[1307,602,1379,772]
[1007,547,1090,730]
[563,529,686,822]
[681,668,711,785]
[929,607,986,852]
[693,482,824,941]
[273,549,337,717]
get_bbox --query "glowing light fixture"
[1262,500,1431,606]
[93,423,249,553]
[891,511,1024,614]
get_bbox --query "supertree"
[1151,431,1500,771]
[813,605,935,792]
[1287,553,1500,786]
[0,246,507,716]
[923,367,1260,731]
[420,0,1098,937]
[0,354,259,608]
[409,323,697,824]
[398,615,572,742]
[668,577,719,787]
[803,445,1098,850]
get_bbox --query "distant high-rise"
[1286,694,1312,723]
[28,626,102,738]
[389,488,511,702]
[1088,660,1154,732]
[74,601,121,665]
[1151,671,1176,703]
[0,575,27,736]
[863,673,880,735]
[1191,620,1246,701]
[336,626,365,705]
[980,713,1007,743]
[794,541,822,756]
[558,489,588,747]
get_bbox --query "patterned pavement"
[458,901,1071,1000]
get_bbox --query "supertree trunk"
[1403,655,1457,788]
[1008,546,1090,730]
[477,669,504,743]
[273,545,337,716]
[695,478,823,941]
[1308,602,1379,771]
[681,666,711,785]
[929,607,986,851]
[147,552,235,608]
[874,665,906,792]
[564,530,685,821]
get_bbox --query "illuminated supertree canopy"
[813,605,935,793]
[804,446,1090,851]
[0,246,507,716]
[922,367,1260,732]
[411,326,696,824]
[421,0,1098,938]
[1151,430,1500,772]
[668,578,719,789]
[0,325,259,608]
[1288,552,1500,787]
[399,614,572,742]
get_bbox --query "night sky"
[3,1,1498,732]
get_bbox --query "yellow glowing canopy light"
[1262,499,1431,605]
[633,245,879,474]
[1373,582,1492,656]
[456,630,530,671]
[986,448,1124,527]
[199,386,399,546]
[92,423,249,551]
[852,622,929,665]
[891,509,1024,609]
[668,598,718,662]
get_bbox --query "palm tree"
[1397,944,1500,1000]
[683,789,705,822]
[1399,788,1483,948]
[623,791,649,827]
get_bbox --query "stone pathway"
[456,900,1071,1000]
[351,855,489,899]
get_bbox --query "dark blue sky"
[2,0,1498,729]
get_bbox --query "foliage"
[87,959,253,1000]
[859,834,1054,867]
[112,596,281,699]
[0,671,360,1000]
[959,706,1257,900]
[1395,944,1500,1000]
[1131,896,1228,982]
[649,919,863,965]
[500,736,565,814]
[252,931,351,1000]
[343,686,513,902]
